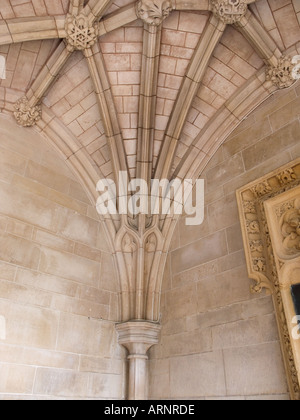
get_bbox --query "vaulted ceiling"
[1,0,300,321]
[0,0,300,214]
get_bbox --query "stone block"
[80,356,123,375]
[212,314,279,350]
[164,283,197,321]
[15,268,78,298]
[223,342,289,396]
[170,352,226,398]
[226,223,244,254]
[56,313,115,357]
[223,118,272,158]
[171,230,228,275]
[208,193,239,231]
[269,95,300,132]
[242,120,300,171]
[48,189,88,216]
[0,232,40,270]
[206,153,244,190]
[0,146,27,176]
[0,363,35,394]
[0,299,59,349]
[0,261,17,281]
[196,265,253,312]
[0,181,60,232]
[33,368,89,398]
[149,359,170,399]
[33,229,74,253]
[25,160,71,195]
[179,207,210,247]
[0,279,52,309]
[87,373,123,399]
[0,343,79,370]
[187,296,274,332]
[160,328,212,357]
[39,247,100,286]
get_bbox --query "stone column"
[116,321,161,400]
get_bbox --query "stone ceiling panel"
[153,11,209,170]
[250,0,300,50]
[0,0,70,19]
[0,39,59,92]
[100,21,143,177]
[0,0,299,205]
[175,24,265,172]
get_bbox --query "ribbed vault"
[0,0,300,323]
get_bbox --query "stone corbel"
[14,97,42,127]
[210,0,248,24]
[116,321,161,400]
[266,56,296,89]
[136,0,173,26]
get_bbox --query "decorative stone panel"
[237,158,300,400]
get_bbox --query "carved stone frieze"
[266,56,296,89]
[210,0,248,24]
[277,168,297,187]
[65,13,99,51]
[136,0,173,26]
[251,180,272,198]
[250,239,263,255]
[14,97,42,127]
[246,219,260,234]
[252,256,266,273]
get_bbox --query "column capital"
[210,0,248,24]
[116,320,161,355]
[136,0,173,26]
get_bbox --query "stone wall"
[149,84,300,400]
[0,114,124,400]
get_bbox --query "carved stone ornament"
[251,180,272,198]
[266,56,296,89]
[136,0,173,26]
[277,168,297,187]
[210,0,248,24]
[65,13,99,51]
[280,200,300,255]
[14,97,42,127]
[237,159,300,400]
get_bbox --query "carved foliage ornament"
[65,14,99,51]
[277,168,297,187]
[136,0,173,26]
[210,0,248,24]
[14,97,42,127]
[266,56,296,89]
[280,199,300,255]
